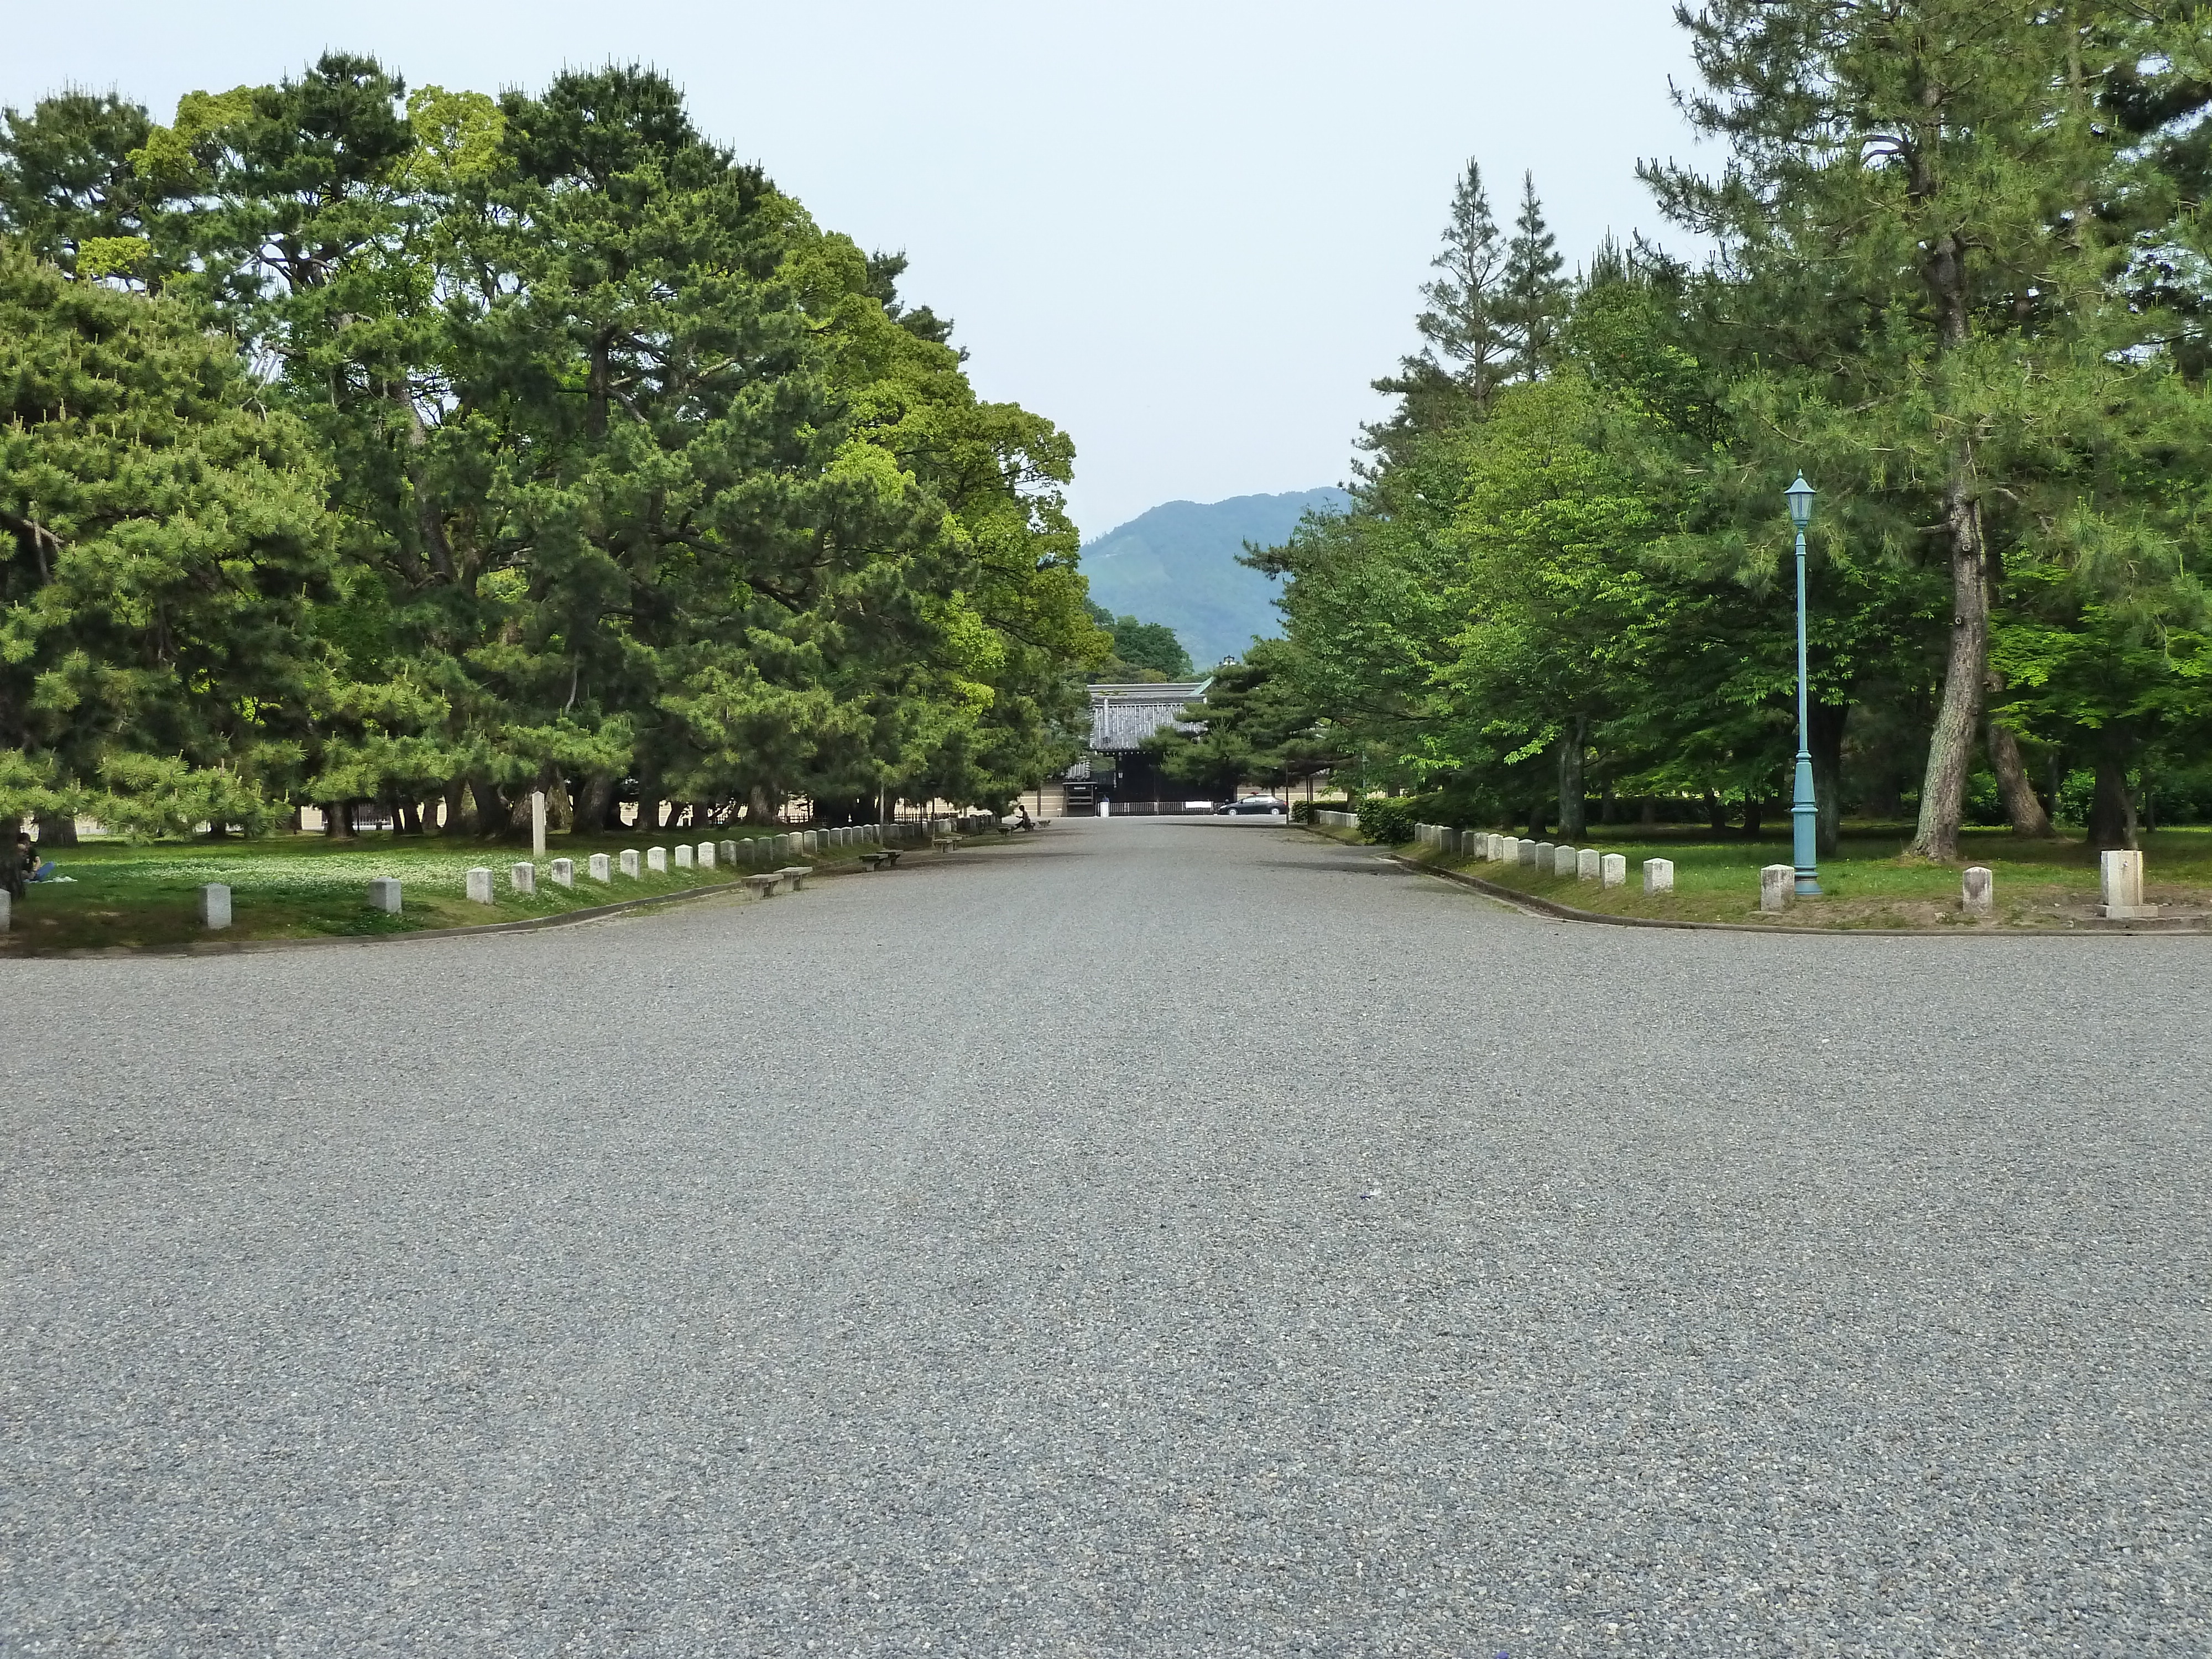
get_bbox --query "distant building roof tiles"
[1087,680,1211,753]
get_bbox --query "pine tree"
[1367,159,1508,460]
[1645,0,2166,860]
[1498,171,1566,383]
[0,246,340,834]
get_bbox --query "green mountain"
[1079,489,1348,669]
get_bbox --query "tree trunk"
[576,774,615,836]
[1810,700,1848,859]
[1639,796,1657,828]
[587,330,612,441]
[443,777,471,836]
[34,811,77,848]
[325,801,355,840]
[390,381,454,581]
[1987,716,2053,838]
[1742,795,1764,838]
[1908,199,1987,862]
[1599,783,1617,825]
[1908,472,1990,860]
[1704,790,1725,834]
[2088,754,2138,852]
[1556,717,1587,838]
[472,776,513,841]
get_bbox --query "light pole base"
[1795,874,1823,896]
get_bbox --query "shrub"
[1357,797,1420,844]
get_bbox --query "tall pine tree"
[1498,171,1566,383]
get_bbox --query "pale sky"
[4,1,1705,536]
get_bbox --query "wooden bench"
[859,852,888,871]
[744,873,782,898]
[778,865,813,892]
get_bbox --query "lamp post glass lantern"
[1786,475,1820,895]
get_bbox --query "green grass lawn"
[1320,821,2212,929]
[0,828,836,954]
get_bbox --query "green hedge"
[1357,797,1421,845]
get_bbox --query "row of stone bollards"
[1413,823,1662,891]
[1414,820,2164,923]
[457,825,912,905]
[184,823,935,931]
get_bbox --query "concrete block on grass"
[1601,853,1626,889]
[718,840,737,869]
[511,861,536,895]
[619,849,640,879]
[674,844,693,870]
[0,889,8,933]
[466,867,494,904]
[197,884,232,929]
[1759,863,1793,912]
[1577,848,1601,881]
[1516,838,1537,867]
[648,847,668,874]
[549,858,573,889]
[1642,858,1674,896]
[1961,865,1994,916]
[696,842,715,870]
[367,877,402,914]
[1534,842,1557,875]
[2100,849,2158,920]
[588,854,611,883]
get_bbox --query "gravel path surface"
[3,818,2206,1656]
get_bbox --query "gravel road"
[2,818,2206,1656]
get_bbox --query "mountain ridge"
[1079,487,1348,667]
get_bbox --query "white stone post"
[466,867,494,904]
[1533,842,1557,874]
[2099,849,2157,919]
[1577,848,1601,881]
[549,858,574,888]
[531,790,547,859]
[1642,858,1674,895]
[1516,838,1536,866]
[619,849,640,879]
[511,861,536,895]
[1961,865,1994,916]
[675,844,693,870]
[367,877,402,914]
[199,883,232,929]
[718,840,737,868]
[1760,863,1794,912]
[648,847,668,874]
[588,853,612,883]
[1601,853,1626,889]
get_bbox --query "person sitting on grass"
[13,832,58,890]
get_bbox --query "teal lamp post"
[1786,474,1821,895]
